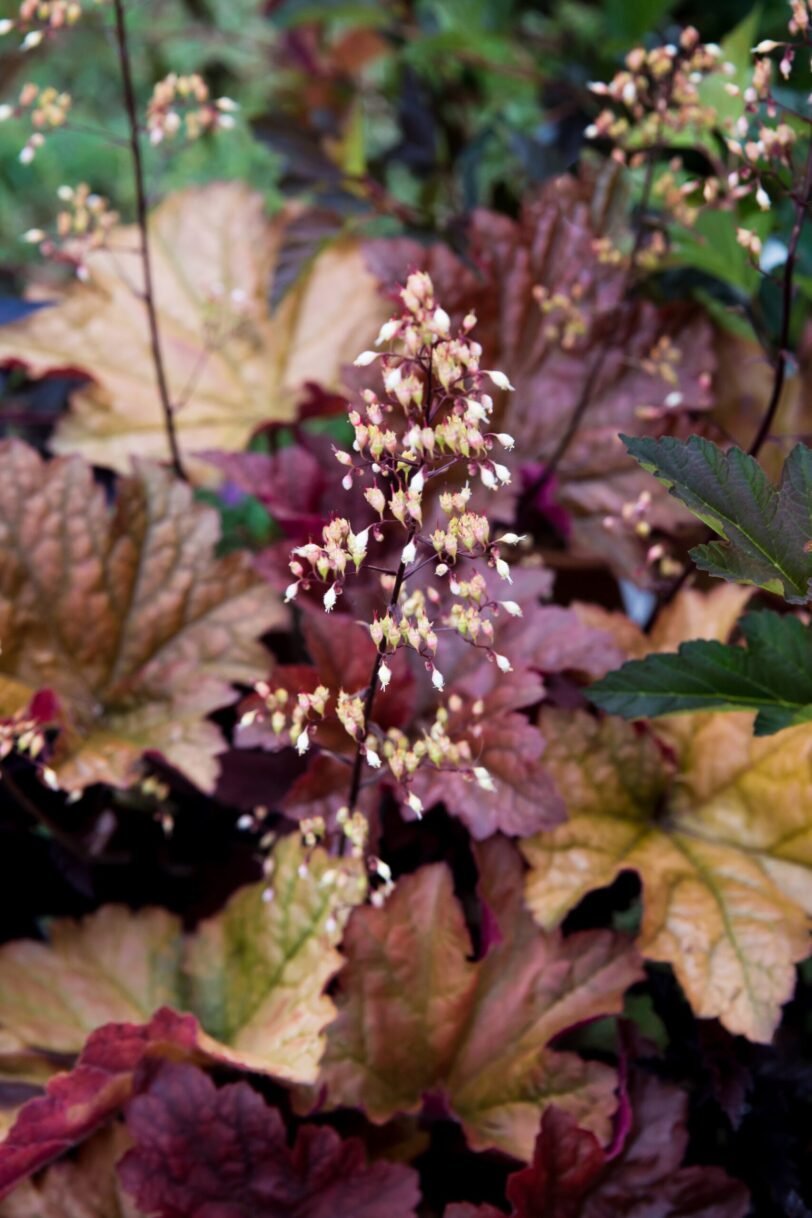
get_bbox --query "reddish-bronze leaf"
[0,441,283,791]
[0,1126,142,1218]
[365,174,715,577]
[317,838,642,1160]
[118,1061,420,1218]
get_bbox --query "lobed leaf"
[0,185,388,473]
[522,708,812,1041]
[118,1061,420,1218]
[0,441,283,791]
[317,837,642,1160]
[622,435,812,603]
[590,611,812,735]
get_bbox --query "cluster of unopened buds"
[23,183,117,273]
[585,28,734,154]
[532,284,588,350]
[0,81,72,163]
[146,74,238,145]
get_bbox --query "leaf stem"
[111,0,187,481]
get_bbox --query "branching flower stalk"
[246,273,520,851]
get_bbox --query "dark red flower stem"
[748,139,812,459]
[111,0,186,482]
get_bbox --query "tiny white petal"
[494,653,513,673]
[410,468,425,494]
[493,462,511,485]
[401,539,417,564]
[494,433,515,450]
[342,473,353,491]
[485,369,515,391]
[0,103,13,122]
[431,668,445,691]
[500,600,523,617]
[433,306,451,334]
[495,557,513,584]
[21,228,45,243]
[0,19,13,35]
[379,661,392,691]
[407,791,424,818]
[480,466,497,490]
[375,318,399,345]
[323,584,337,613]
[496,532,527,546]
[21,29,43,50]
[284,581,299,603]
[353,350,379,367]
[296,727,310,755]
[473,766,496,792]
[366,748,381,769]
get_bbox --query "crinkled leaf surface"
[590,611,812,735]
[0,836,361,1076]
[623,435,812,603]
[522,707,812,1041]
[0,441,283,791]
[118,1061,420,1218]
[317,837,642,1160]
[0,185,387,472]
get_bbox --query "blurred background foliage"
[0,0,798,272]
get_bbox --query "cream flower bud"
[216,96,239,111]
[496,532,526,546]
[493,462,511,485]
[484,369,515,391]
[353,350,379,367]
[500,600,522,617]
[753,39,781,53]
[756,186,770,211]
[335,450,353,466]
[431,667,445,691]
[0,19,13,35]
[379,661,392,691]
[0,104,13,122]
[435,563,449,577]
[433,306,451,334]
[375,318,400,345]
[366,746,381,769]
[407,791,424,818]
[342,473,353,491]
[495,557,513,583]
[22,228,45,243]
[480,466,497,490]
[474,766,496,792]
[296,727,310,755]
[21,29,44,50]
[494,653,513,673]
[323,584,338,613]
[410,468,425,494]
[284,581,299,603]
[401,539,417,564]
[494,433,515,450]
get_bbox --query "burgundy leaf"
[118,1061,419,1218]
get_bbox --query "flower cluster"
[23,183,117,274]
[0,1,97,47]
[0,81,72,164]
[253,272,524,814]
[146,73,238,146]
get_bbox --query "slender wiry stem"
[748,141,812,458]
[111,0,186,481]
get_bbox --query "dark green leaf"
[622,435,812,604]
[589,611,812,735]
